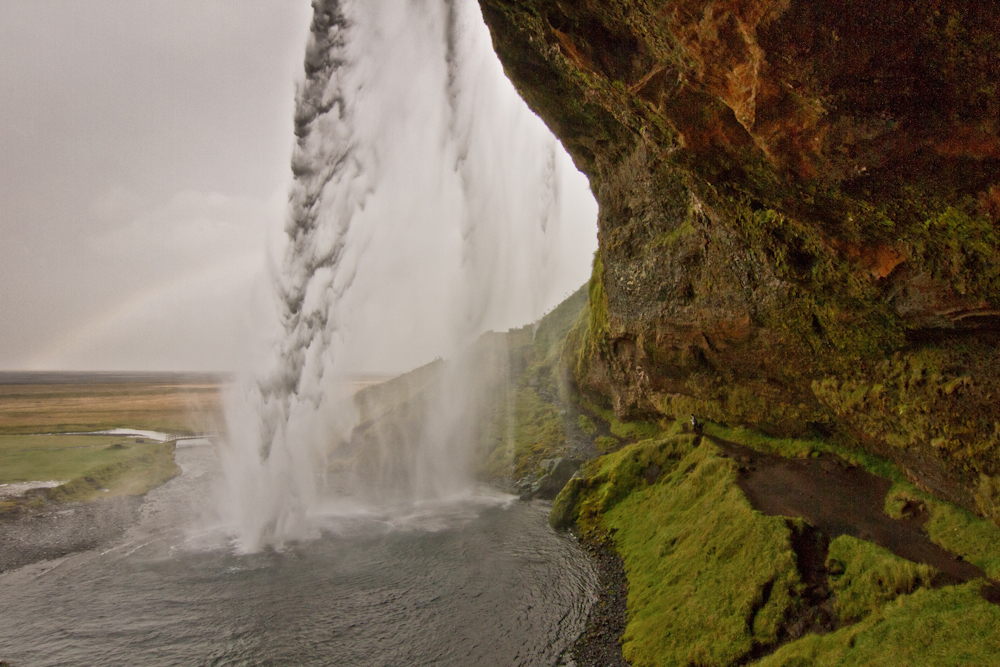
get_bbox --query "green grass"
[554,420,1000,667]
[0,435,143,483]
[0,435,179,513]
[701,422,903,481]
[594,434,620,453]
[826,535,937,623]
[561,436,802,667]
[755,583,1000,667]
[886,483,1000,580]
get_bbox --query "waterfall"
[218,0,596,552]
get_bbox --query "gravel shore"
[569,536,630,667]
[0,495,143,573]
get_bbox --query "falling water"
[218,0,596,551]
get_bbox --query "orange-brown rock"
[479,0,1000,516]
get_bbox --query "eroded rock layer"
[478,0,1000,516]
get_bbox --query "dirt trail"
[707,435,1000,602]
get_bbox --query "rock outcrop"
[478,0,1000,517]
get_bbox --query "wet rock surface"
[478,0,1000,514]
[567,537,630,667]
[0,496,143,573]
[520,457,584,501]
[709,435,1000,603]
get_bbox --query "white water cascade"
[218,0,596,552]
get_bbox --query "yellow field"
[0,382,225,435]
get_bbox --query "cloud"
[93,187,286,268]
[20,187,290,371]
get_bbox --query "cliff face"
[477,0,1000,516]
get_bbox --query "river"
[0,445,597,666]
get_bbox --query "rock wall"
[477,0,1000,515]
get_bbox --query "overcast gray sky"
[0,1,597,373]
[1,1,311,370]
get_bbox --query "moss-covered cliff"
[477,0,1000,517]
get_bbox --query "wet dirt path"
[707,435,1000,601]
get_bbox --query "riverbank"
[0,494,144,573]
[567,536,630,667]
[0,374,214,574]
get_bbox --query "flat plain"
[0,373,227,514]
[0,374,225,435]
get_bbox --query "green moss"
[652,217,696,250]
[558,437,801,667]
[826,535,937,623]
[475,284,591,480]
[701,421,903,482]
[568,434,698,535]
[549,475,587,530]
[579,397,663,441]
[575,251,610,380]
[501,386,566,476]
[577,414,597,435]
[732,200,904,364]
[611,419,662,440]
[812,349,999,476]
[756,583,1000,667]
[702,422,817,458]
[886,483,1000,580]
[611,444,799,666]
[974,472,1000,526]
[594,435,620,453]
[914,203,1000,298]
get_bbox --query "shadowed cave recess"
[463,2,1000,664]
[476,0,1000,517]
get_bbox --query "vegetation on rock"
[478,0,1000,517]
[552,422,1000,666]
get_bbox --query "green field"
[1,434,157,484]
[0,379,217,513]
[0,434,180,514]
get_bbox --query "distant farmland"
[0,372,228,435]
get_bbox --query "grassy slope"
[479,283,591,479]
[826,535,936,623]
[565,435,799,666]
[757,583,1000,667]
[553,422,1000,667]
[0,434,180,515]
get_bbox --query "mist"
[217,0,597,551]
[0,1,313,371]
